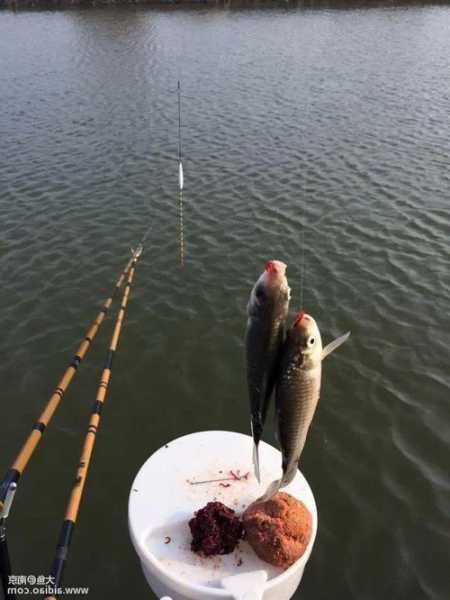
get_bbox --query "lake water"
[0,4,449,599]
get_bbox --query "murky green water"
[0,4,449,599]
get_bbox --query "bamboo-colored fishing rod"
[45,255,139,599]
[0,250,137,513]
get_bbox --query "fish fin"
[321,331,351,360]
[281,463,298,488]
[252,441,261,484]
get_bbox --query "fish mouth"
[265,260,287,276]
[294,310,306,326]
[293,312,313,353]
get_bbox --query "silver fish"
[245,260,291,483]
[260,311,350,500]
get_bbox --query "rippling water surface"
[0,4,449,599]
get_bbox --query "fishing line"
[299,216,306,309]
[140,222,153,246]
[179,190,185,268]
[299,165,307,310]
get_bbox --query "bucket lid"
[128,431,317,596]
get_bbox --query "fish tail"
[250,418,264,483]
[280,464,297,488]
[257,478,282,502]
[279,454,299,488]
[257,460,298,502]
[252,441,261,484]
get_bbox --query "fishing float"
[178,81,184,192]
[45,248,141,599]
[178,80,185,268]
[0,248,140,599]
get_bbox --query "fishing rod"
[177,80,185,268]
[0,249,139,599]
[45,249,141,600]
[0,484,16,600]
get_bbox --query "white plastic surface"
[221,570,267,600]
[129,431,317,600]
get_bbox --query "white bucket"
[128,431,318,600]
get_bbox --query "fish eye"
[307,337,315,347]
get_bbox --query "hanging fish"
[260,311,350,501]
[245,260,291,483]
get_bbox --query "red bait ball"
[189,501,244,556]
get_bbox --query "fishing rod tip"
[130,245,143,259]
